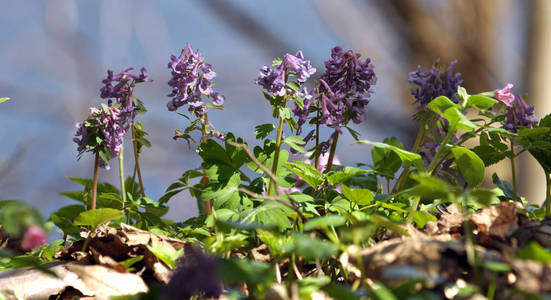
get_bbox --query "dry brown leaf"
[470,202,519,238]
[0,262,147,300]
[510,259,551,293]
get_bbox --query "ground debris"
[0,261,148,300]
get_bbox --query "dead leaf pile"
[0,223,187,299]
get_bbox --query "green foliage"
[451,146,485,187]
[73,208,124,228]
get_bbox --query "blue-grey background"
[0,0,548,226]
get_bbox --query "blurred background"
[0,0,549,224]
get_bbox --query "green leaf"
[146,244,184,269]
[284,233,338,260]
[254,123,275,140]
[322,285,360,300]
[451,146,485,187]
[0,97,10,104]
[471,145,508,166]
[371,137,403,177]
[515,241,551,263]
[216,258,274,285]
[286,81,301,93]
[356,140,425,171]
[443,107,477,131]
[426,96,460,115]
[492,173,518,200]
[517,127,550,137]
[284,161,324,188]
[468,188,500,208]
[279,107,292,120]
[466,95,497,111]
[408,173,449,200]
[303,215,346,231]
[283,136,306,153]
[412,211,437,228]
[326,167,371,185]
[73,208,123,227]
[528,114,551,173]
[341,185,373,205]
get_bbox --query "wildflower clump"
[167,43,225,116]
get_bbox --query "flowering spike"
[408,59,463,107]
[167,44,225,116]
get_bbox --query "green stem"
[131,124,146,198]
[81,225,97,252]
[91,152,99,210]
[119,140,127,215]
[393,118,428,192]
[427,130,454,174]
[510,139,518,202]
[545,173,550,217]
[406,196,420,224]
[268,107,286,195]
[314,101,321,170]
[200,114,211,215]
[324,131,339,174]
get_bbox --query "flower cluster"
[317,47,376,129]
[74,105,125,169]
[167,43,225,116]
[100,67,152,124]
[320,46,377,101]
[408,59,463,107]
[164,245,222,299]
[504,95,538,132]
[256,50,316,97]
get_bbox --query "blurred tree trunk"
[521,0,551,204]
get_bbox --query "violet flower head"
[167,43,225,116]
[73,105,126,169]
[504,95,538,132]
[496,83,515,107]
[320,46,377,101]
[408,59,463,107]
[165,245,222,299]
[314,46,376,131]
[100,67,152,124]
[256,50,316,97]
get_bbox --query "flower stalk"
[324,131,339,174]
[119,140,127,211]
[91,152,100,210]
[509,138,518,202]
[131,124,146,198]
[545,173,550,217]
[268,102,287,195]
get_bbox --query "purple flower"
[164,245,222,299]
[504,95,538,132]
[256,50,316,97]
[292,87,314,134]
[408,59,463,107]
[495,83,515,107]
[74,105,126,169]
[310,46,376,131]
[100,67,152,124]
[167,43,225,116]
[320,46,377,101]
